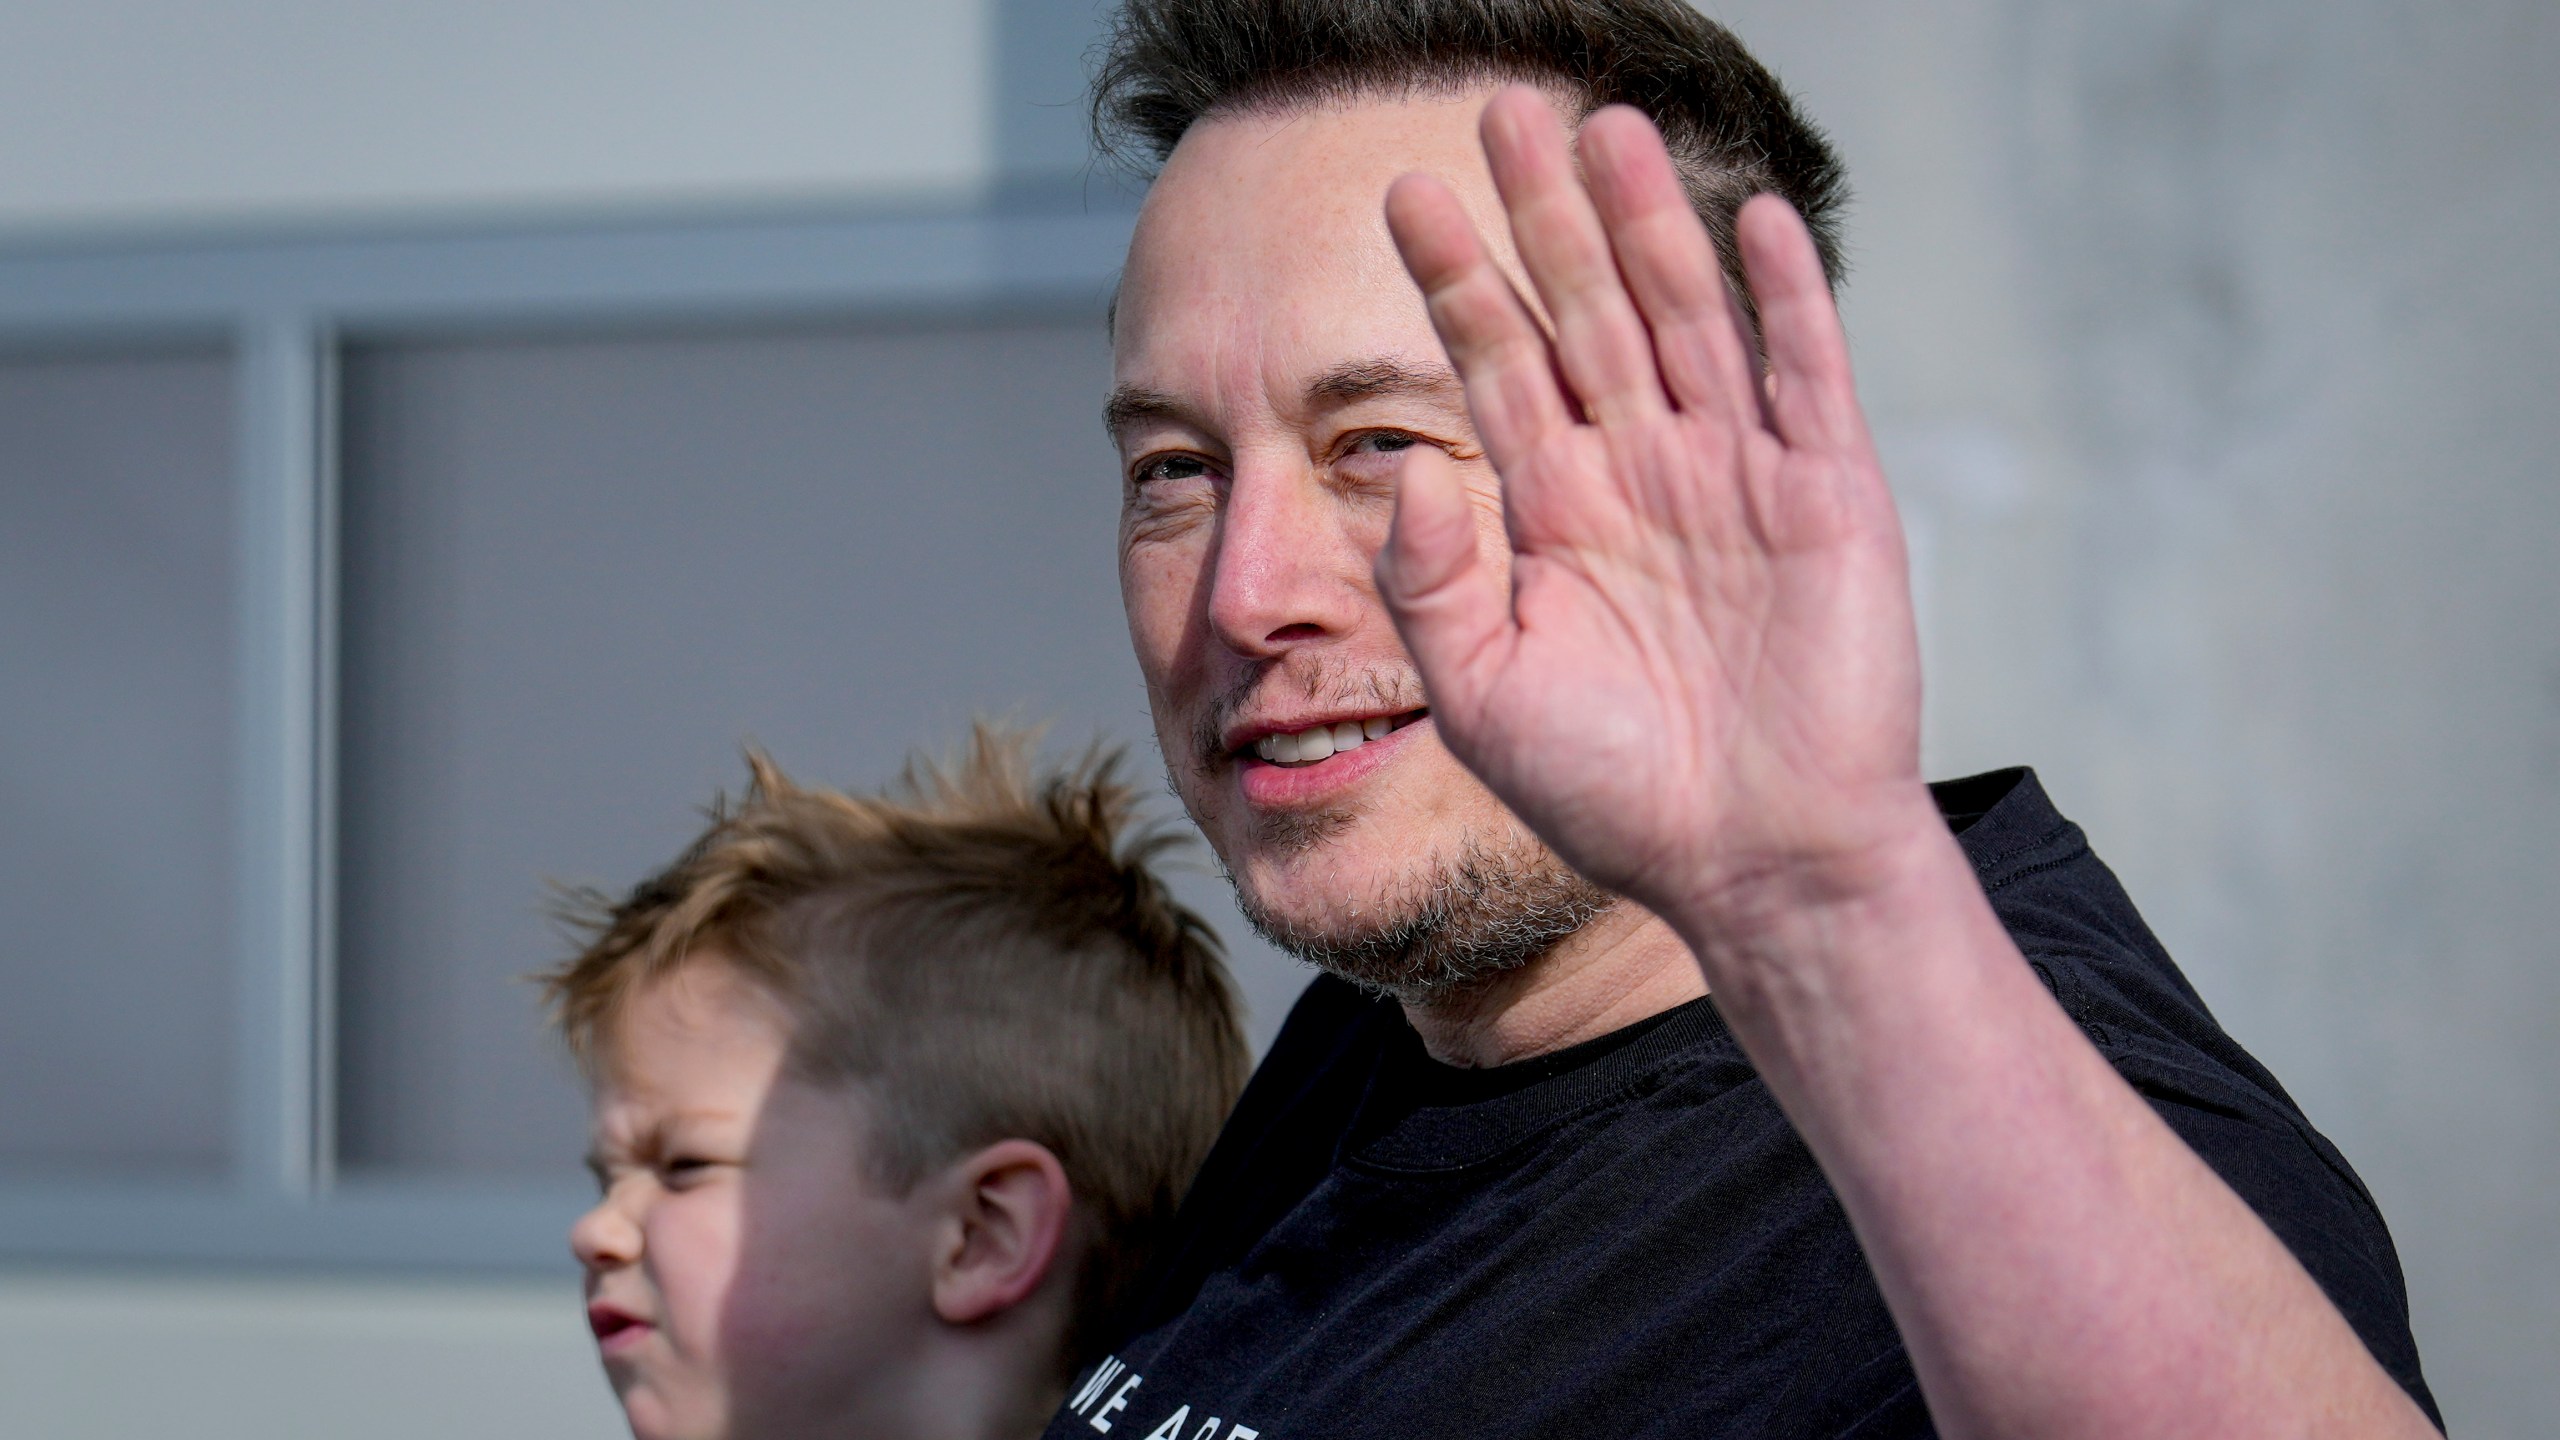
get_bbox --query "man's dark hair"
[1090,0,1849,289]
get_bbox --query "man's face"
[1111,88,1607,997]
[570,961,935,1440]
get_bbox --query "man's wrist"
[1654,787,1977,1024]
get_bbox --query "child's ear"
[930,1139,1075,1326]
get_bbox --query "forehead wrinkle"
[592,1093,748,1134]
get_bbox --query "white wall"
[0,0,992,239]
[0,1272,621,1439]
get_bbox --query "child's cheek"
[648,1194,750,1364]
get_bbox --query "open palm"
[1379,90,1927,919]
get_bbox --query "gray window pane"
[337,317,1296,1182]
[0,347,236,1180]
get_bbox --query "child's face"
[571,961,937,1440]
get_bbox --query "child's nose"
[570,1197,642,1270]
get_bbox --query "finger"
[1576,105,1763,427]
[1737,194,1870,457]
[1386,170,1577,474]
[1477,86,1671,428]
[1375,445,1511,715]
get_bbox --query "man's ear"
[930,1138,1075,1326]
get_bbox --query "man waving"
[1062,2,2439,1435]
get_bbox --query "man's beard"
[1234,828,1614,1006]
[1172,654,1613,1005]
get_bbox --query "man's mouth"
[1243,709,1429,767]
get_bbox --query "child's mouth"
[588,1302,650,1351]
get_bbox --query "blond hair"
[541,725,1248,1363]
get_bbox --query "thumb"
[1376,446,1511,717]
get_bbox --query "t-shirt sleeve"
[1982,833,2442,1430]
[2101,1033,2438,1425]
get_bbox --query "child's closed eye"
[659,1155,722,1187]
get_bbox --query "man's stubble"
[1173,661,1614,1005]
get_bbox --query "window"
[0,205,1303,1270]
[0,345,237,1181]
[333,318,1135,1181]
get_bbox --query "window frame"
[0,199,1136,1271]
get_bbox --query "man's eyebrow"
[1306,358,1464,407]
[1104,360,1464,438]
[1103,385,1187,437]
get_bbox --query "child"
[542,728,1249,1440]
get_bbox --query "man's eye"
[1135,453,1213,485]
[661,1156,716,1184]
[1355,431,1420,453]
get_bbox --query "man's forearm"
[1370,88,2429,1437]
[1665,802,2435,1440]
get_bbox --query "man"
[1057,3,2440,1436]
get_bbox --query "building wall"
[0,1,2552,1436]
[0,1272,618,1440]
[1722,4,2560,1433]
[0,0,992,238]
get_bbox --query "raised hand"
[1379,87,1933,928]
[1379,91,2444,1440]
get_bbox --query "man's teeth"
[1255,716,1399,764]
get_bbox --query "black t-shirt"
[1046,769,2438,1439]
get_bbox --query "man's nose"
[570,1193,642,1271]
[1205,461,1372,659]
